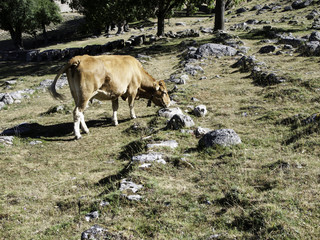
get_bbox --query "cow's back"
[97,55,144,95]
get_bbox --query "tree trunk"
[9,28,23,50]
[42,23,48,45]
[214,0,225,31]
[157,10,165,36]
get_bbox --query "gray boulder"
[198,129,241,148]
[167,114,195,130]
[193,43,238,58]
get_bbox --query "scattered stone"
[184,64,204,75]
[230,22,250,31]
[158,108,183,119]
[258,45,277,54]
[251,5,262,11]
[306,10,320,20]
[175,22,186,26]
[85,211,99,222]
[0,136,14,145]
[147,140,178,149]
[99,201,110,207]
[312,18,320,30]
[127,195,142,201]
[81,225,106,240]
[132,152,166,164]
[292,0,313,9]
[81,225,125,240]
[139,163,152,169]
[278,35,306,48]
[193,105,207,117]
[309,31,320,41]
[29,140,42,145]
[169,74,188,84]
[302,112,320,125]
[194,127,211,138]
[120,179,143,194]
[1,93,14,105]
[198,129,242,148]
[39,76,68,90]
[236,7,247,14]
[283,5,293,11]
[200,27,214,34]
[167,114,195,130]
[136,54,151,60]
[0,102,5,110]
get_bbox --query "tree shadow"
[0,60,63,81]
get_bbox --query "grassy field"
[1,0,320,239]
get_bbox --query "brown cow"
[49,55,170,139]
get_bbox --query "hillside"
[1,0,320,239]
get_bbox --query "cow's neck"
[138,70,157,99]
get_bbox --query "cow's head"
[149,80,170,108]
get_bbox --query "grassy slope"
[1,0,320,239]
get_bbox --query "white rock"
[147,140,178,149]
[158,108,183,119]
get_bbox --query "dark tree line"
[0,0,245,50]
[0,0,62,49]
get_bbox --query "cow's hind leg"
[73,107,83,140]
[112,98,119,125]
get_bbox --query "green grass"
[1,0,320,239]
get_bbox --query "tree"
[0,0,36,49]
[153,0,185,36]
[213,0,246,31]
[214,0,225,31]
[34,0,62,44]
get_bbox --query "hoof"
[75,135,82,140]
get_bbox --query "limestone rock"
[132,152,166,164]
[147,140,178,149]
[193,105,207,117]
[167,114,195,130]
[198,129,241,148]
[158,108,183,119]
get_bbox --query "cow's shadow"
[1,118,114,141]
[1,114,156,141]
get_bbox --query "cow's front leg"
[128,95,136,119]
[112,98,119,125]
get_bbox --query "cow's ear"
[153,82,160,91]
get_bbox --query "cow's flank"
[49,55,170,139]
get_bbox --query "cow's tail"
[49,58,80,100]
